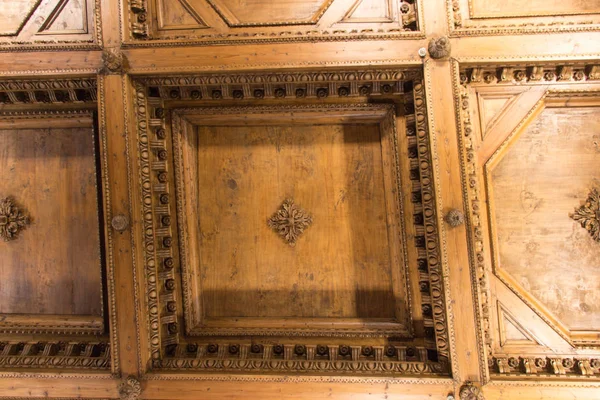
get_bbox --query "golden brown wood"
[98,74,142,376]
[0,124,102,316]
[0,112,104,336]
[490,106,600,333]
[175,106,410,337]
[0,0,600,397]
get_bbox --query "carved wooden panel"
[450,0,600,35]
[132,68,450,376]
[0,123,102,316]
[174,105,411,337]
[0,111,105,335]
[126,0,421,44]
[0,79,110,371]
[458,63,600,380]
[0,0,99,50]
[490,106,600,333]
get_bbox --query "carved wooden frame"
[447,0,600,36]
[123,0,424,46]
[454,61,600,381]
[0,78,112,371]
[132,68,451,376]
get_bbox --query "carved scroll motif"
[0,197,30,242]
[268,199,313,246]
[570,188,600,241]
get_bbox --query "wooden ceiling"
[0,0,600,399]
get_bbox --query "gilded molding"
[0,79,97,104]
[491,356,600,377]
[463,64,600,86]
[155,357,445,374]
[410,78,451,366]
[134,81,170,362]
[145,374,452,384]
[0,322,102,336]
[98,76,121,374]
[0,341,110,370]
[141,69,416,100]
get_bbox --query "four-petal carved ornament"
[268,199,313,246]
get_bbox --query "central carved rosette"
[268,199,313,246]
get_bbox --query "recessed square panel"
[136,71,448,375]
[174,106,410,337]
[0,112,104,333]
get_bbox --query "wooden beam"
[0,51,101,77]
[140,376,454,400]
[0,374,118,399]
[100,0,122,47]
[482,381,600,400]
[423,58,483,384]
[123,40,425,74]
[98,74,143,376]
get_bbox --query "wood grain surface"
[490,107,600,331]
[189,122,402,320]
[0,126,103,316]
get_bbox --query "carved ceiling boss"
[268,199,313,246]
[0,197,30,241]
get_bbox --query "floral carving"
[445,209,464,227]
[459,382,484,400]
[428,36,451,59]
[268,199,313,246]
[102,48,125,74]
[570,188,600,241]
[119,376,142,400]
[0,197,30,241]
